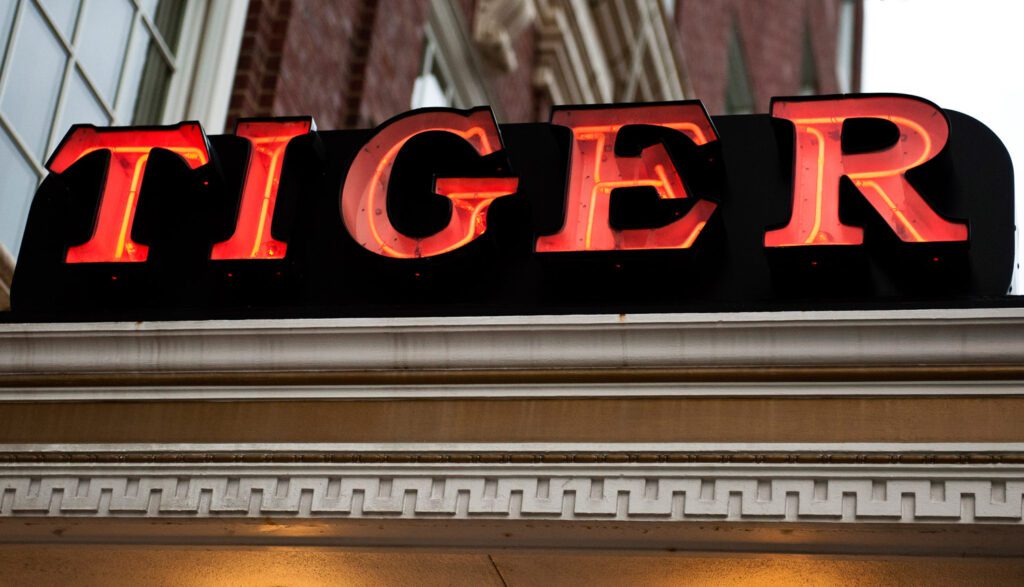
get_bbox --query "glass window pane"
[115,20,150,123]
[151,0,184,52]
[0,0,18,65]
[76,0,132,102]
[38,0,80,41]
[799,30,819,96]
[835,0,855,93]
[131,42,171,124]
[0,131,40,257]
[54,70,109,144]
[724,28,754,115]
[411,74,449,109]
[0,2,67,158]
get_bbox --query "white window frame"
[0,0,247,299]
[411,26,457,109]
[411,0,491,113]
[168,0,249,133]
[835,0,856,94]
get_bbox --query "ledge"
[0,308,1022,379]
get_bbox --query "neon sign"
[766,96,967,247]
[11,94,1014,319]
[211,118,314,260]
[46,123,209,263]
[341,109,518,258]
[536,103,718,252]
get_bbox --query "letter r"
[766,95,967,247]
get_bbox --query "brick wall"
[228,0,427,130]
[356,0,430,127]
[487,24,538,123]
[273,0,366,129]
[228,0,855,128]
[678,0,846,115]
[227,0,292,127]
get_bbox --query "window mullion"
[138,10,176,68]
[0,112,48,177]
[0,0,26,99]
[44,50,77,155]
[68,63,116,117]
[29,0,73,53]
[43,0,93,157]
[67,0,87,46]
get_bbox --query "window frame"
[0,0,247,263]
[410,0,491,113]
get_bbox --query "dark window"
[724,27,754,114]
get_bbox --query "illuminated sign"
[9,94,1015,321]
[766,96,967,246]
[342,109,518,258]
[536,103,718,252]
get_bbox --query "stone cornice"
[1,308,1023,381]
[3,379,1024,401]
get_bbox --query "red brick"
[678,0,849,114]
[229,0,855,129]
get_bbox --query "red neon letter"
[766,95,967,246]
[46,123,210,263]
[341,109,517,258]
[535,104,718,252]
[211,118,313,260]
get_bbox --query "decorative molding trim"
[2,380,1023,402]
[3,442,1024,465]
[1,309,1023,380]
[3,451,1024,466]
[1,463,1022,524]
[590,0,685,102]
[473,0,536,72]
[534,0,613,104]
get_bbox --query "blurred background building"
[226,0,860,128]
[0,0,861,306]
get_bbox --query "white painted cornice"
[3,380,1023,402]
[0,308,1022,376]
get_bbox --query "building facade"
[4,1,1024,584]
[226,0,860,127]
[0,0,861,308]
